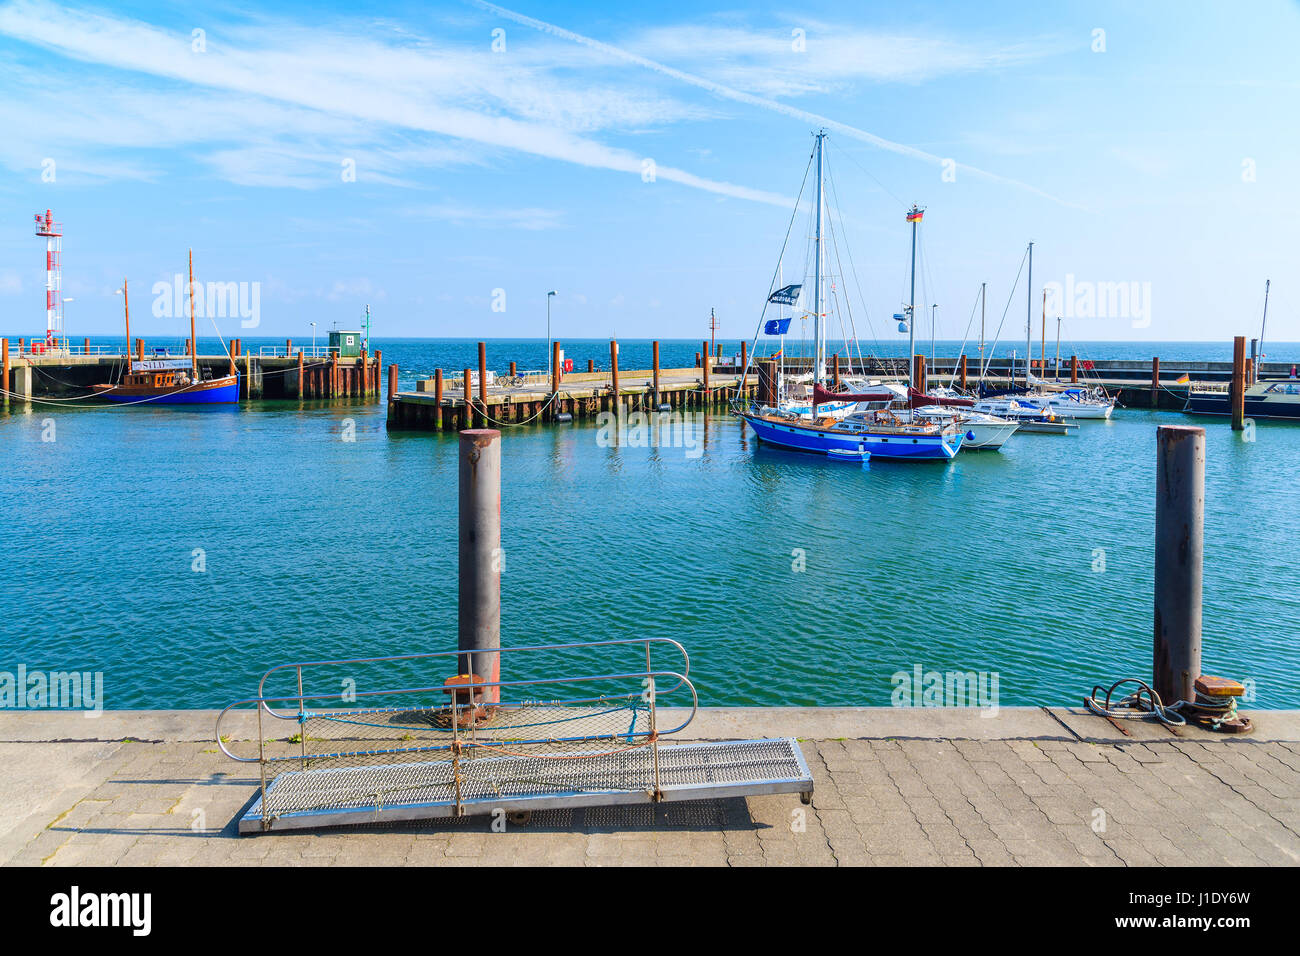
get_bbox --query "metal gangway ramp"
[217,639,812,833]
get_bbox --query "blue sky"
[0,0,1297,345]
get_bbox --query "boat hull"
[742,413,959,460]
[743,414,870,458]
[1185,394,1300,420]
[95,375,239,405]
[962,420,1020,449]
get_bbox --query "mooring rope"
[1083,677,1241,730]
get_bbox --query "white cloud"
[629,22,1061,96]
[0,0,789,204]
[474,1,1079,207]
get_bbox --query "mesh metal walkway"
[238,737,810,833]
[218,640,813,834]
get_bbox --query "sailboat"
[739,132,964,461]
[92,251,238,405]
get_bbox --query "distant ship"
[91,251,238,405]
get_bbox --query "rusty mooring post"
[1154,425,1204,706]
[477,341,488,426]
[652,340,661,405]
[387,363,398,402]
[459,429,502,704]
[609,339,620,411]
[1150,357,1160,408]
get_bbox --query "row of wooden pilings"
[386,340,755,432]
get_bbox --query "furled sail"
[907,387,974,408]
[812,383,896,405]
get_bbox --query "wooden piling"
[374,349,382,400]
[297,350,304,398]
[652,341,661,405]
[1154,425,1205,706]
[587,359,595,373]
[551,341,561,415]
[331,350,339,398]
[478,342,488,427]
[286,338,292,356]
[83,337,90,355]
[1151,357,1160,408]
[136,339,144,363]
[702,340,710,393]
[2,338,8,409]
[387,363,398,402]
[463,366,473,414]
[434,369,444,430]
[1070,355,1079,384]
[1230,336,1246,431]
[609,340,620,410]
[459,428,502,703]
[832,353,841,390]
[509,361,517,377]
[757,360,776,406]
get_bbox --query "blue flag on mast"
[767,284,802,305]
[763,318,792,335]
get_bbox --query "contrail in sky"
[473,0,1080,208]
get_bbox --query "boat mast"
[907,204,920,389]
[188,249,198,378]
[123,278,132,375]
[1025,242,1034,386]
[978,281,985,381]
[813,130,825,386]
[1259,278,1270,373]
[1055,316,1062,382]
[1040,289,1047,375]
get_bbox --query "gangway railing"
[217,638,812,833]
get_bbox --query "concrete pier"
[2,708,1297,867]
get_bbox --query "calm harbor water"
[1,338,1297,709]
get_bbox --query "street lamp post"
[546,290,557,375]
[60,297,74,352]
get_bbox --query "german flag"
[1175,373,1190,385]
[906,209,923,222]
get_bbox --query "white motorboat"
[1017,385,1115,419]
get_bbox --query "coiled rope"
[1084,677,1241,730]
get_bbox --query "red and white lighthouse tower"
[33,209,64,350]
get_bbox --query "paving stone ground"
[2,710,1297,867]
